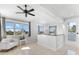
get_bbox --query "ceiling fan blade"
[17,6,24,11]
[16,12,24,14]
[27,9,34,12]
[25,5,27,10]
[28,13,35,16]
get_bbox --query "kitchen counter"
[37,34,65,50]
[38,34,64,36]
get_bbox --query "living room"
[0,4,79,55]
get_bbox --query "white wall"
[30,5,64,42]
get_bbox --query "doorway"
[68,22,76,41]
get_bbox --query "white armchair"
[0,37,19,51]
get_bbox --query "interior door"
[68,22,76,41]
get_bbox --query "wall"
[30,5,65,43]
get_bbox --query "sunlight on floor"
[21,47,31,50]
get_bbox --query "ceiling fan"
[16,5,35,17]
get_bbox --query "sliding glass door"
[68,22,76,41]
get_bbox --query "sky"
[69,22,76,27]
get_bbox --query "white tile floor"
[0,42,79,55]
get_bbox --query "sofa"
[0,37,19,51]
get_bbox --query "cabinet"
[37,34,64,50]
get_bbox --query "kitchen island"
[37,34,65,50]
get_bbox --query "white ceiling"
[41,4,79,19]
[0,4,36,21]
[0,4,79,21]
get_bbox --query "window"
[15,23,29,35]
[49,26,56,33]
[5,22,14,35]
[68,22,76,32]
[38,25,44,34]
[22,23,29,34]
[5,21,30,36]
[15,23,22,35]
